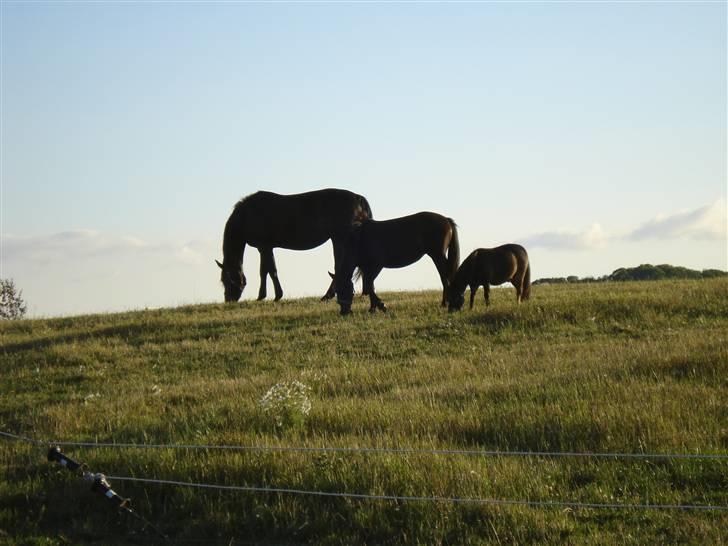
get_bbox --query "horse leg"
[257,249,268,300]
[469,285,477,309]
[369,289,387,313]
[257,248,283,301]
[512,275,523,304]
[484,284,491,306]
[266,248,284,301]
[321,272,337,301]
[332,240,355,315]
[430,253,450,306]
[321,241,341,301]
[365,267,386,312]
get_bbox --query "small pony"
[448,244,531,312]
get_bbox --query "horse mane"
[222,194,258,266]
[232,192,257,214]
[450,250,475,295]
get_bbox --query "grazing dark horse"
[448,244,531,312]
[216,189,372,303]
[336,212,460,315]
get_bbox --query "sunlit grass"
[1,279,727,544]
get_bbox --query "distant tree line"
[533,264,728,285]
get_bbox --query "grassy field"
[1,279,727,545]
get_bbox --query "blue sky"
[2,1,726,317]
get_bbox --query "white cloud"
[2,230,211,267]
[519,223,607,250]
[519,200,727,251]
[175,244,205,265]
[1,230,221,316]
[626,200,727,241]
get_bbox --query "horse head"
[216,259,247,302]
[448,290,465,312]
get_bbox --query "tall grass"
[1,279,727,544]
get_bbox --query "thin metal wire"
[2,430,727,460]
[0,430,44,445]
[106,475,728,512]
[3,430,726,512]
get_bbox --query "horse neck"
[222,208,247,269]
[451,254,473,294]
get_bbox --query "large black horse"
[335,212,460,315]
[216,189,372,303]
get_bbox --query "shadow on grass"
[0,323,150,354]
[438,415,610,454]
[1,317,248,355]
[460,308,521,335]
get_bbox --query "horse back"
[233,189,370,249]
[358,211,453,268]
[473,244,528,285]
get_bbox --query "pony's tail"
[446,219,460,282]
[522,262,532,301]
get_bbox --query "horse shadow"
[0,315,238,356]
[0,323,152,355]
[461,308,521,335]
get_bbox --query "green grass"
[1,279,727,545]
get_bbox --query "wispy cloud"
[3,230,212,267]
[520,200,726,251]
[626,200,726,242]
[520,223,607,250]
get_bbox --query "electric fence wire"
[2,430,727,460]
[3,429,727,512]
[105,474,728,512]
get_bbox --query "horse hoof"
[379,304,388,313]
[257,296,266,301]
[369,307,377,314]
[274,294,283,302]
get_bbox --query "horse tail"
[354,267,364,289]
[357,195,374,221]
[522,261,532,301]
[329,268,366,296]
[446,218,460,282]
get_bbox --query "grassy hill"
[1,279,727,545]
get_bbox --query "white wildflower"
[83,392,101,405]
[258,380,312,428]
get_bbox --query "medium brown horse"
[448,244,531,311]
[335,212,460,315]
[216,189,372,303]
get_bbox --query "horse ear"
[215,260,224,269]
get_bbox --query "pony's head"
[216,260,246,302]
[448,290,465,312]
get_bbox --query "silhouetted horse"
[335,212,460,315]
[448,244,531,311]
[216,189,372,303]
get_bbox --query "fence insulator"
[91,473,130,509]
[47,446,85,474]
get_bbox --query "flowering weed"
[258,380,312,429]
